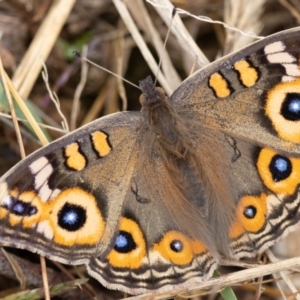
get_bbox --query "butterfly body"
[2,27,300,294]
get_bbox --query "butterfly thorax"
[139,76,194,161]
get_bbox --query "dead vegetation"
[0,0,300,299]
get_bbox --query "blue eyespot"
[269,154,292,182]
[62,211,77,224]
[114,231,136,253]
[115,234,128,248]
[170,240,183,252]
[28,206,37,215]
[13,202,25,214]
[57,203,86,231]
[243,205,256,219]
[2,196,37,217]
[281,93,300,121]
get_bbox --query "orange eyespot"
[230,194,267,238]
[107,218,146,269]
[46,188,105,246]
[265,79,300,143]
[257,148,300,195]
[153,231,206,265]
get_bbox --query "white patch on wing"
[29,157,49,174]
[29,157,61,202]
[37,220,54,240]
[148,250,169,265]
[282,75,295,82]
[264,41,285,54]
[283,63,300,77]
[267,52,295,64]
[264,42,300,84]
[34,164,53,189]
[38,183,60,202]
[0,182,9,205]
[3,195,13,207]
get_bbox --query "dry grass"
[0,0,300,299]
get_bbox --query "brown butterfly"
[1,27,300,295]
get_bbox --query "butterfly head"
[139,76,167,109]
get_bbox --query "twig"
[127,0,181,89]
[2,72,49,145]
[0,57,26,158]
[279,0,300,22]
[41,61,69,132]
[12,0,76,99]
[147,0,264,39]
[39,256,50,300]
[0,112,67,134]
[223,0,264,54]
[267,250,300,300]
[112,0,173,95]
[1,248,26,289]
[124,257,300,300]
[115,27,128,111]
[146,0,210,69]
[71,45,89,131]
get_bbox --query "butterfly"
[1,26,300,296]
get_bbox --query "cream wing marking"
[264,41,299,82]
[264,41,286,54]
[29,157,60,201]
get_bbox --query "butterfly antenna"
[74,51,141,90]
[154,7,177,86]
